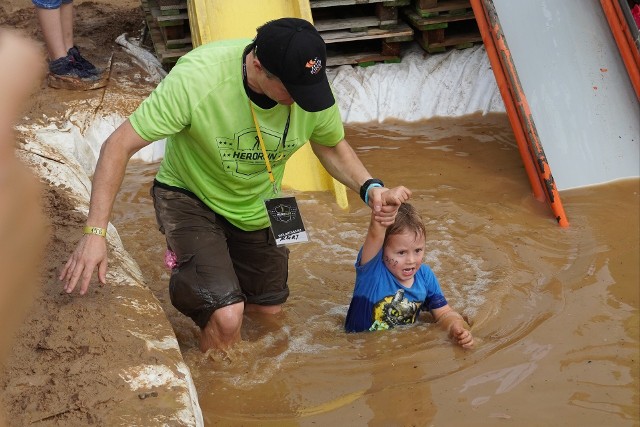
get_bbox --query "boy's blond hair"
[384,203,426,245]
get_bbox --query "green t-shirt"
[129,39,345,231]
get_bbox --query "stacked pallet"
[310,0,414,66]
[142,0,192,66]
[403,0,482,53]
[140,0,421,68]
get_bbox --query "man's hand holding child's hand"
[370,186,412,226]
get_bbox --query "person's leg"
[150,184,247,352]
[34,6,66,61]
[199,302,244,352]
[244,303,281,314]
[56,0,100,75]
[225,219,290,314]
[59,1,73,52]
[34,0,100,87]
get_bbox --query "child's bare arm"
[432,305,474,349]
[360,212,386,265]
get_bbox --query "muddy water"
[112,113,639,426]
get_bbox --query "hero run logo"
[233,150,280,161]
[216,127,297,179]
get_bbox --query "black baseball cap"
[254,18,335,112]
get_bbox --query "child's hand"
[382,186,411,206]
[450,323,474,349]
[371,186,411,226]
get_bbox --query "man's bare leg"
[244,304,284,337]
[199,303,283,352]
[244,304,281,314]
[199,302,244,352]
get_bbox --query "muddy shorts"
[32,0,72,9]
[151,181,290,329]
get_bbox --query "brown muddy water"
[112,113,639,426]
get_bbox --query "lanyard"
[248,100,291,195]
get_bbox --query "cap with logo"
[253,17,335,112]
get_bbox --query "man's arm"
[310,139,369,193]
[310,139,411,224]
[59,119,150,295]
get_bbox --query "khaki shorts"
[151,182,290,328]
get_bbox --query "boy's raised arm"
[360,213,387,265]
[359,186,411,265]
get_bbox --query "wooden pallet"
[412,0,472,16]
[324,37,408,66]
[310,0,410,8]
[142,0,192,65]
[311,1,414,66]
[321,23,414,65]
[313,6,399,32]
[154,0,190,46]
[140,0,418,67]
[404,0,481,53]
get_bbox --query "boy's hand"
[450,322,475,349]
[370,186,411,226]
[382,186,411,206]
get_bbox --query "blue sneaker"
[68,46,101,76]
[48,55,107,90]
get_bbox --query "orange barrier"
[468,0,544,204]
[470,0,569,227]
[600,0,640,101]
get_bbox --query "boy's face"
[383,230,426,286]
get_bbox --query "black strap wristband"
[359,178,384,203]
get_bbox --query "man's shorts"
[151,181,290,329]
[32,0,72,9]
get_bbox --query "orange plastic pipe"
[474,0,569,227]
[469,0,544,203]
[601,0,640,100]
[612,0,640,67]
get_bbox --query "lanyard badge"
[249,101,309,246]
[264,196,308,246]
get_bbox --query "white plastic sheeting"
[329,44,505,123]
[115,33,167,84]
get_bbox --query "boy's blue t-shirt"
[345,248,448,332]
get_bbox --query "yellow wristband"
[83,225,107,237]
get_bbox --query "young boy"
[345,195,474,349]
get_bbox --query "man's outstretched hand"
[59,234,108,295]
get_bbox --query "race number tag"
[264,196,309,246]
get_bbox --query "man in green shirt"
[60,18,409,352]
